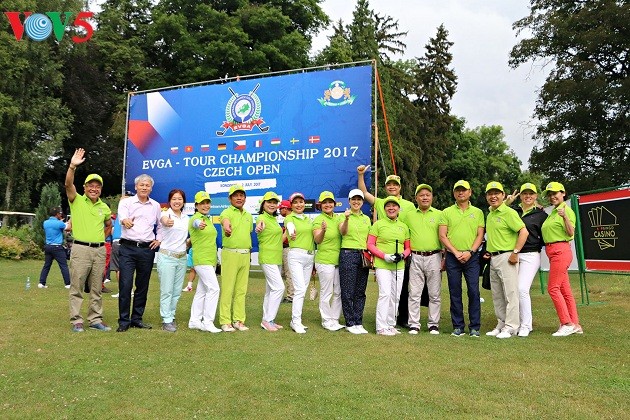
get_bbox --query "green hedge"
[0,226,44,260]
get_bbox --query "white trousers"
[375,268,405,331]
[190,265,219,325]
[288,249,314,324]
[517,252,540,331]
[315,263,342,325]
[261,264,285,322]
[408,253,442,329]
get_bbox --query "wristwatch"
[513,249,520,254]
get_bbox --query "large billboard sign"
[578,188,630,271]
[124,65,373,216]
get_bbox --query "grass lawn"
[1,259,628,418]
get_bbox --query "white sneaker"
[346,325,361,334]
[518,327,530,337]
[377,328,396,336]
[201,323,222,333]
[290,321,306,334]
[232,321,249,331]
[111,293,119,298]
[390,327,402,335]
[408,327,420,335]
[104,278,111,283]
[486,328,501,336]
[552,325,576,337]
[496,329,514,339]
[188,322,203,330]
[221,324,236,332]
[325,321,345,331]
[64,285,71,289]
[38,283,48,289]
[356,325,369,334]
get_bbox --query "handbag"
[361,251,373,269]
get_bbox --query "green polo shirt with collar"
[313,212,342,265]
[284,213,314,251]
[219,205,253,249]
[68,194,111,243]
[400,206,443,251]
[485,203,526,252]
[369,217,410,270]
[374,197,415,220]
[541,202,576,242]
[189,212,218,266]
[438,202,485,251]
[340,211,371,250]
[256,212,283,265]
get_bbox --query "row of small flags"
[170,136,320,154]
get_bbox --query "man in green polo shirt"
[438,180,485,337]
[400,184,444,335]
[219,184,253,332]
[484,181,529,339]
[356,165,415,221]
[65,148,112,333]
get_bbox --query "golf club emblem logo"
[216,83,269,136]
[588,206,618,250]
[318,80,356,107]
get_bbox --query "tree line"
[1,0,627,227]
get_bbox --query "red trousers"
[545,242,579,325]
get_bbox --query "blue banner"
[125,65,373,216]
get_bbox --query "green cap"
[194,191,211,204]
[415,184,433,194]
[84,174,103,185]
[229,184,246,196]
[520,183,538,193]
[262,191,279,202]
[383,195,400,208]
[453,180,470,191]
[543,181,565,195]
[485,181,504,193]
[385,174,401,186]
[318,191,336,203]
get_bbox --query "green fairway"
[1,260,628,418]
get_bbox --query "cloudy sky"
[312,0,548,168]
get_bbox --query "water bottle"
[25,276,31,291]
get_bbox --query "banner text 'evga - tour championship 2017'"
[125,65,372,215]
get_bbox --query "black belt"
[341,248,365,253]
[74,240,105,248]
[411,250,441,256]
[545,241,568,246]
[120,238,152,248]
[490,250,511,256]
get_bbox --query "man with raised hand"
[65,148,112,333]
[116,174,162,332]
[356,165,415,221]
[439,180,485,338]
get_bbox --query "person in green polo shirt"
[366,196,411,336]
[541,181,582,337]
[400,184,444,335]
[188,191,221,333]
[65,148,112,333]
[256,191,285,332]
[219,184,253,332]
[313,191,345,332]
[438,180,485,337]
[284,192,315,334]
[356,165,416,220]
[484,181,529,339]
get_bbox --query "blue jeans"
[39,244,70,286]
[445,252,481,331]
[118,244,155,327]
[156,253,186,323]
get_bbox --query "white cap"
[348,189,364,199]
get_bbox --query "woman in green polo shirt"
[256,191,285,332]
[187,191,221,333]
[541,182,582,337]
[366,196,411,336]
[284,192,315,334]
[313,191,344,331]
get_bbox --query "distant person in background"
[38,207,71,289]
[541,182,583,337]
[182,248,196,292]
[116,174,162,332]
[109,214,122,298]
[157,189,189,332]
[279,199,294,303]
[65,148,112,332]
[255,191,285,332]
[312,191,345,331]
[338,189,372,335]
[219,184,253,332]
[506,183,548,337]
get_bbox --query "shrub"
[0,227,44,260]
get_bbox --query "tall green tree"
[347,0,379,61]
[510,0,630,192]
